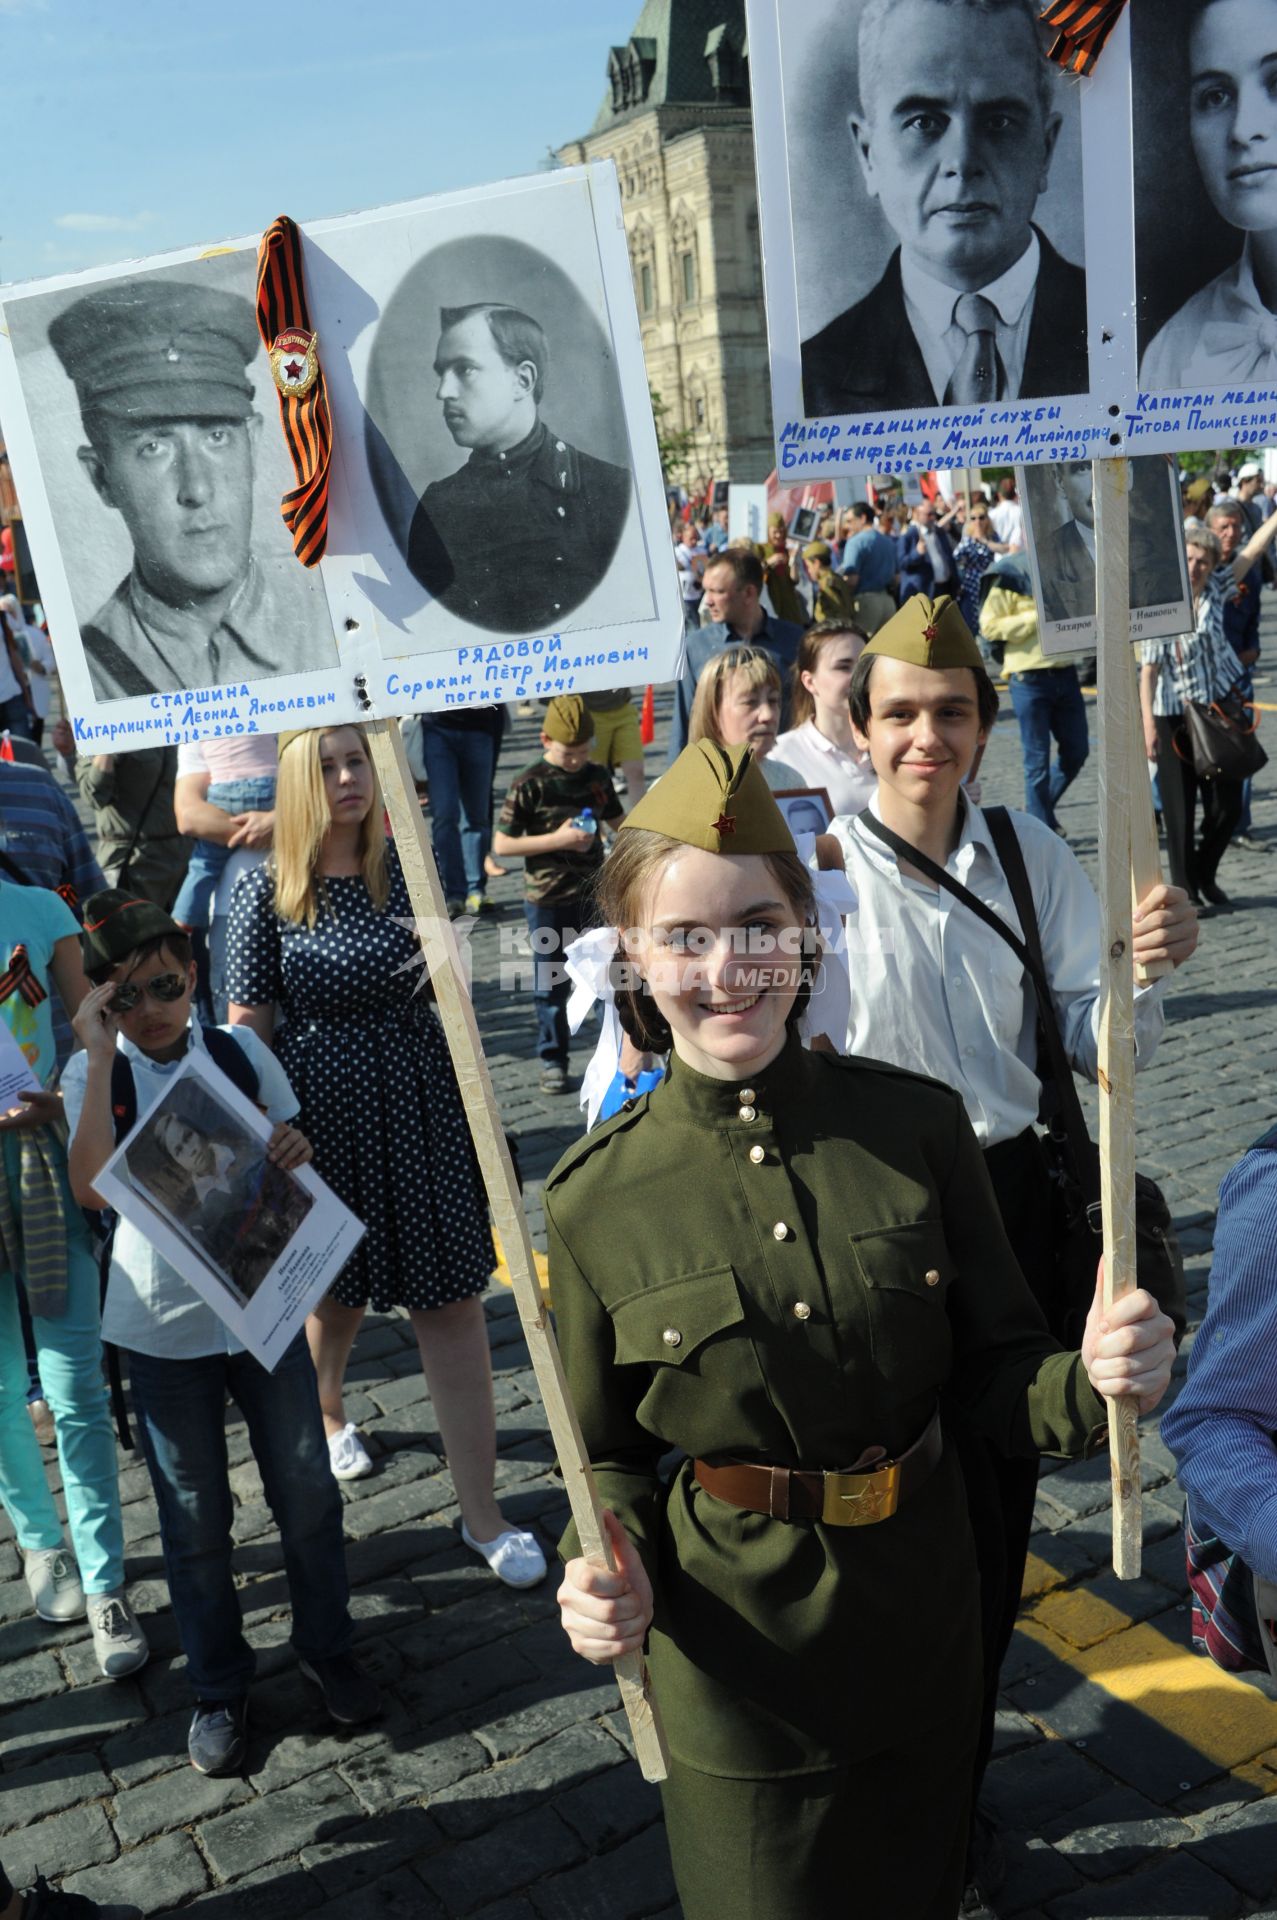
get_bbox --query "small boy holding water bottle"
[493,696,624,1093]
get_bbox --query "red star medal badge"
[268,327,320,397]
[712,812,736,836]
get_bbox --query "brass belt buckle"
[821,1459,902,1526]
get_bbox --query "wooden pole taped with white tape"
[1093,457,1142,1578]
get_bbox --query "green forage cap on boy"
[622,740,795,856]
[80,891,182,971]
[863,594,984,671]
[543,696,594,746]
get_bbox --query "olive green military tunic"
[547,1034,1106,1915]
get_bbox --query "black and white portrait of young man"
[4,255,339,703]
[359,225,644,643]
[781,0,1089,419]
[405,300,632,634]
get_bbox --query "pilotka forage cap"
[48,277,260,424]
[863,594,984,672]
[543,695,594,746]
[622,740,795,857]
[802,539,832,564]
[80,890,183,972]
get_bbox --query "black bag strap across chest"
[856,806,1096,1190]
[108,1026,261,1140]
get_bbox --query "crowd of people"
[0,454,1272,1920]
[669,459,1277,903]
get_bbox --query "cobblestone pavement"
[4,637,1277,1920]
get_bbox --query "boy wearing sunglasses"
[63,891,379,1776]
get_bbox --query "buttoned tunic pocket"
[848,1220,954,1393]
[609,1265,767,1450]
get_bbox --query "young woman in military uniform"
[549,733,1176,1920]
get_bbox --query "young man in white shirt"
[827,596,1198,1918]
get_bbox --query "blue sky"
[1,0,641,287]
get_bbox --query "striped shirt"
[1139,570,1243,717]
[0,760,103,901]
[1161,1131,1277,1582]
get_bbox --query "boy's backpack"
[1185,1514,1277,1682]
[98,1030,261,1448]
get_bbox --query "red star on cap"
[712,812,736,835]
[923,623,938,642]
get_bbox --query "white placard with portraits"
[1019,454,1193,656]
[0,164,681,752]
[748,1,1277,481]
[93,1050,364,1373]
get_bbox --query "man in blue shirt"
[838,501,898,634]
[666,548,804,763]
[1163,1126,1277,1591]
[896,500,958,605]
[0,757,105,1061]
[0,759,102,902]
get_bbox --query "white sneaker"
[86,1588,150,1679]
[22,1546,86,1622]
[327,1423,374,1481]
[460,1521,548,1589]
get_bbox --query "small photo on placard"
[772,786,834,838]
[1018,455,1192,656]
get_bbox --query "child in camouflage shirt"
[492,695,624,1093]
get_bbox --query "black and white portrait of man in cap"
[405,302,632,634]
[24,266,338,702]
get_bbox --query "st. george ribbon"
[1040,0,1127,75]
[255,215,332,566]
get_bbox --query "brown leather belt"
[694,1408,943,1527]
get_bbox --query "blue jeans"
[421,721,497,903]
[0,1163,126,1594]
[0,694,32,739]
[525,898,590,1067]
[1008,669,1090,830]
[172,776,277,929]
[127,1335,352,1703]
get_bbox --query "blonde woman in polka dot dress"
[226,725,546,1588]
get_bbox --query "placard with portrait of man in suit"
[748,0,1100,477]
[1019,455,1192,653]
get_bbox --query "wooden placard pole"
[365,717,669,1780]
[1093,457,1142,1579]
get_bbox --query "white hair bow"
[564,926,629,1130]
[794,834,857,1050]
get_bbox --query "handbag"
[1185,1514,1277,1680]
[859,809,1186,1347]
[1175,687,1268,782]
